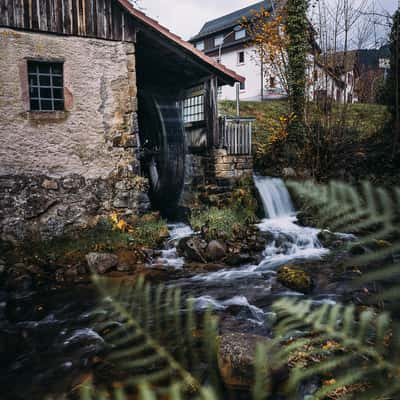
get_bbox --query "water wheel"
[138,94,186,216]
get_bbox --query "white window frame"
[195,41,205,51]
[235,29,246,40]
[237,51,245,65]
[214,34,224,47]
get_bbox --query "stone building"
[0,0,252,242]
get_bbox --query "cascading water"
[191,176,328,282]
[254,176,295,218]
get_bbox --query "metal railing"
[219,117,255,155]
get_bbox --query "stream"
[0,177,345,399]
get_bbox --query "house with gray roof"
[190,1,287,101]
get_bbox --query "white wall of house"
[218,45,287,102]
[308,64,358,104]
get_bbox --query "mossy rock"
[277,265,314,294]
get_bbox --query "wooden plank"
[0,0,8,26]
[96,0,105,38]
[71,0,78,34]
[31,0,39,29]
[7,0,14,27]
[23,0,30,28]
[63,0,71,34]
[92,0,97,35]
[55,0,63,32]
[111,1,122,40]
[39,0,47,31]
[84,0,93,36]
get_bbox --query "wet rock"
[225,253,254,266]
[282,167,296,178]
[317,230,345,248]
[177,237,206,262]
[85,252,118,274]
[217,333,269,388]
[206,240,226,261]
[116,249,138,272]
[296,211,316,227]
[349,243,368,256]
[217,333,288,390]
[277,265,314,294]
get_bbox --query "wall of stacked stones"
[0,28,149,242]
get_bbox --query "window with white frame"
[234,29,246,40]
[214,34,224,47]
[195,41,205,51]
[237,51,245,65]
[183,86,204,124]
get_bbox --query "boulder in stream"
[217,333,288,390]
[205,240,227,261]
[85,252,118,274]
[217,333,269,389]
[277,265,314,294]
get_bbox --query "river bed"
[0,177,352,399]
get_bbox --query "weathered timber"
[0,0,136,41]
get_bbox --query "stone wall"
[0,28,149,241]
[180,149,254,210]
[206,149,253,186]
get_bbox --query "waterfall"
[254,176,295,219]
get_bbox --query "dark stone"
[277,265,314,294]
[205,240,227,261]
[85,253,118,274]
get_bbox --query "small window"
[313,70,318,82]
[214,34,224,47]
[238,51,245,65]
[28,61,64,111]
[235,29,246,40]
[347,73,353,85]
[270,76,276,88]
[240,81,245,91]
[195,41,205,51]
[183,87,204,124]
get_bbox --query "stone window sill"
[27,111,68,122]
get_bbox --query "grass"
[9,215,169,266]
[219,100,389,140]
[189,207,251,241]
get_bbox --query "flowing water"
[1,176,341,399]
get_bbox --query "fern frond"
[88,274,219,398]
[272,298,400,399]
[288,180,400,302]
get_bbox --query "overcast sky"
[137,0,399,40]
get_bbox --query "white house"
[190,0,363,105]
[189,1,287,102]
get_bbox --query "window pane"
[40,88,52,99]
[53,88,63,99]
[41,100,53,110]
[30,87,38,98]
[235,29,246,40]
[28,63,37,73]
[39,75,51,86]
[29,74,37,86]
[195,41,205,51]
[54,100,64,111]
[53,76,63,87]
[214,35,224,46]
[30,99,39,110]
[52,64,63,74]
[38,63,51,73]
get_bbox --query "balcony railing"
[219,117,255,155]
